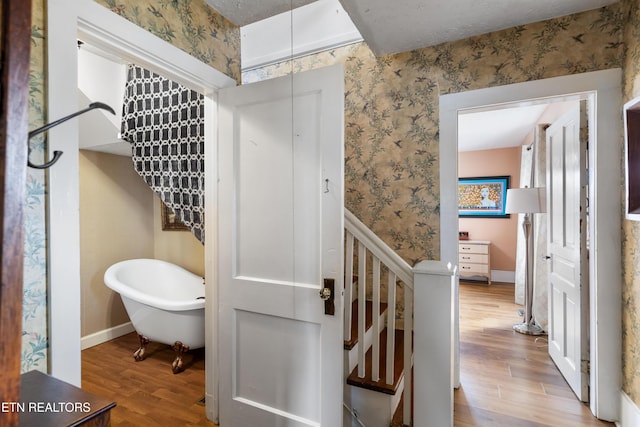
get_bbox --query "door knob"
[320,278,335,316]
[319,287,331,300]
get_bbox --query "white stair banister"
[372,256,381,382]
[343,210,457,426]
[344,208,424,426]
[386,271,396,385]
[403,284,413,426]
[357,241,367,378]
[344,209,413,286]
[345,231,355,341]
[413,260,457,427]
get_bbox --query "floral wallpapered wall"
[24,0,640,410]
[22,0,49,373]
[244,3,640,405]
[243,5,624,266]
[93,0,241,82]
[622,0,640,408]
[22,0,240,373]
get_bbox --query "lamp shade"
[505,187,546,214]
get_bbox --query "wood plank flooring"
[81,281,614,426]
[456,280,613,427]
[81,332,217,426]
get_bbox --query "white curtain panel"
[532,124,549,331]
[514,145,533,305]
[514,125,549,332]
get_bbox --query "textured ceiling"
[205,0,316,26]
[337,0,619,56]
[206,0,619,55]
[207,0,615,151]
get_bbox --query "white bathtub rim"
[104,258,205,312]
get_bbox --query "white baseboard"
[491,270,515,283]
[618,391,640,427]
[81,322,135,350]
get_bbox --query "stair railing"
[344,209,413,426]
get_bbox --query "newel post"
[413,261,457,427]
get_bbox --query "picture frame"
[624,95,640,221]
[458,176,510,218]
[161,200,190,231]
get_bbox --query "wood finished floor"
[81,332,217,426]
[81,282,613,426]
[456,280,613,427]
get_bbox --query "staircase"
[343,210,414,427]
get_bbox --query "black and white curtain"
[121,65,205,243]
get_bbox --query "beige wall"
[79,151,154,337]
[153,199,205,277]
[79,150,204,338]
[458,147,521,272]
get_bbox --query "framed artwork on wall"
[624,95,640,221]
[161,200,189,231]
[458,176,510,218]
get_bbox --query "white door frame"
[440,68,622,421]
[47,0,235,421]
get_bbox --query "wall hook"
[28,102,116,169]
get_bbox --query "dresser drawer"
[459,263,489,275]
[459,243,489,254]
[458,253,488,264]
[458,240,491,283]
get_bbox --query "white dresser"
[458,240,491,284]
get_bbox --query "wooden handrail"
[344,209,413,288]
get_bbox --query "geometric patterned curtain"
[121,65,205,243]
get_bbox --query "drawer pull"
[462,256,470,260]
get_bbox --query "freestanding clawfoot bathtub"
[104,259,205,373]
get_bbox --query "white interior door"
[217,64,344,427]
[546,101,589,401]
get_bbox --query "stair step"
[344,299,388,350]
[347,329,404,395]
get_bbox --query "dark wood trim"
[0,0,32,426]
[19,370,116,427]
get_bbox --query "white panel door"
[218,64,344,427]
[546,101,589,402]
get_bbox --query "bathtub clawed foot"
[171,341,190,374]
[133,334,150,361]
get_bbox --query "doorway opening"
[457,99,580,323]
[439,68,622,421]
[456,96,590,407]
[47,3,235,422]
